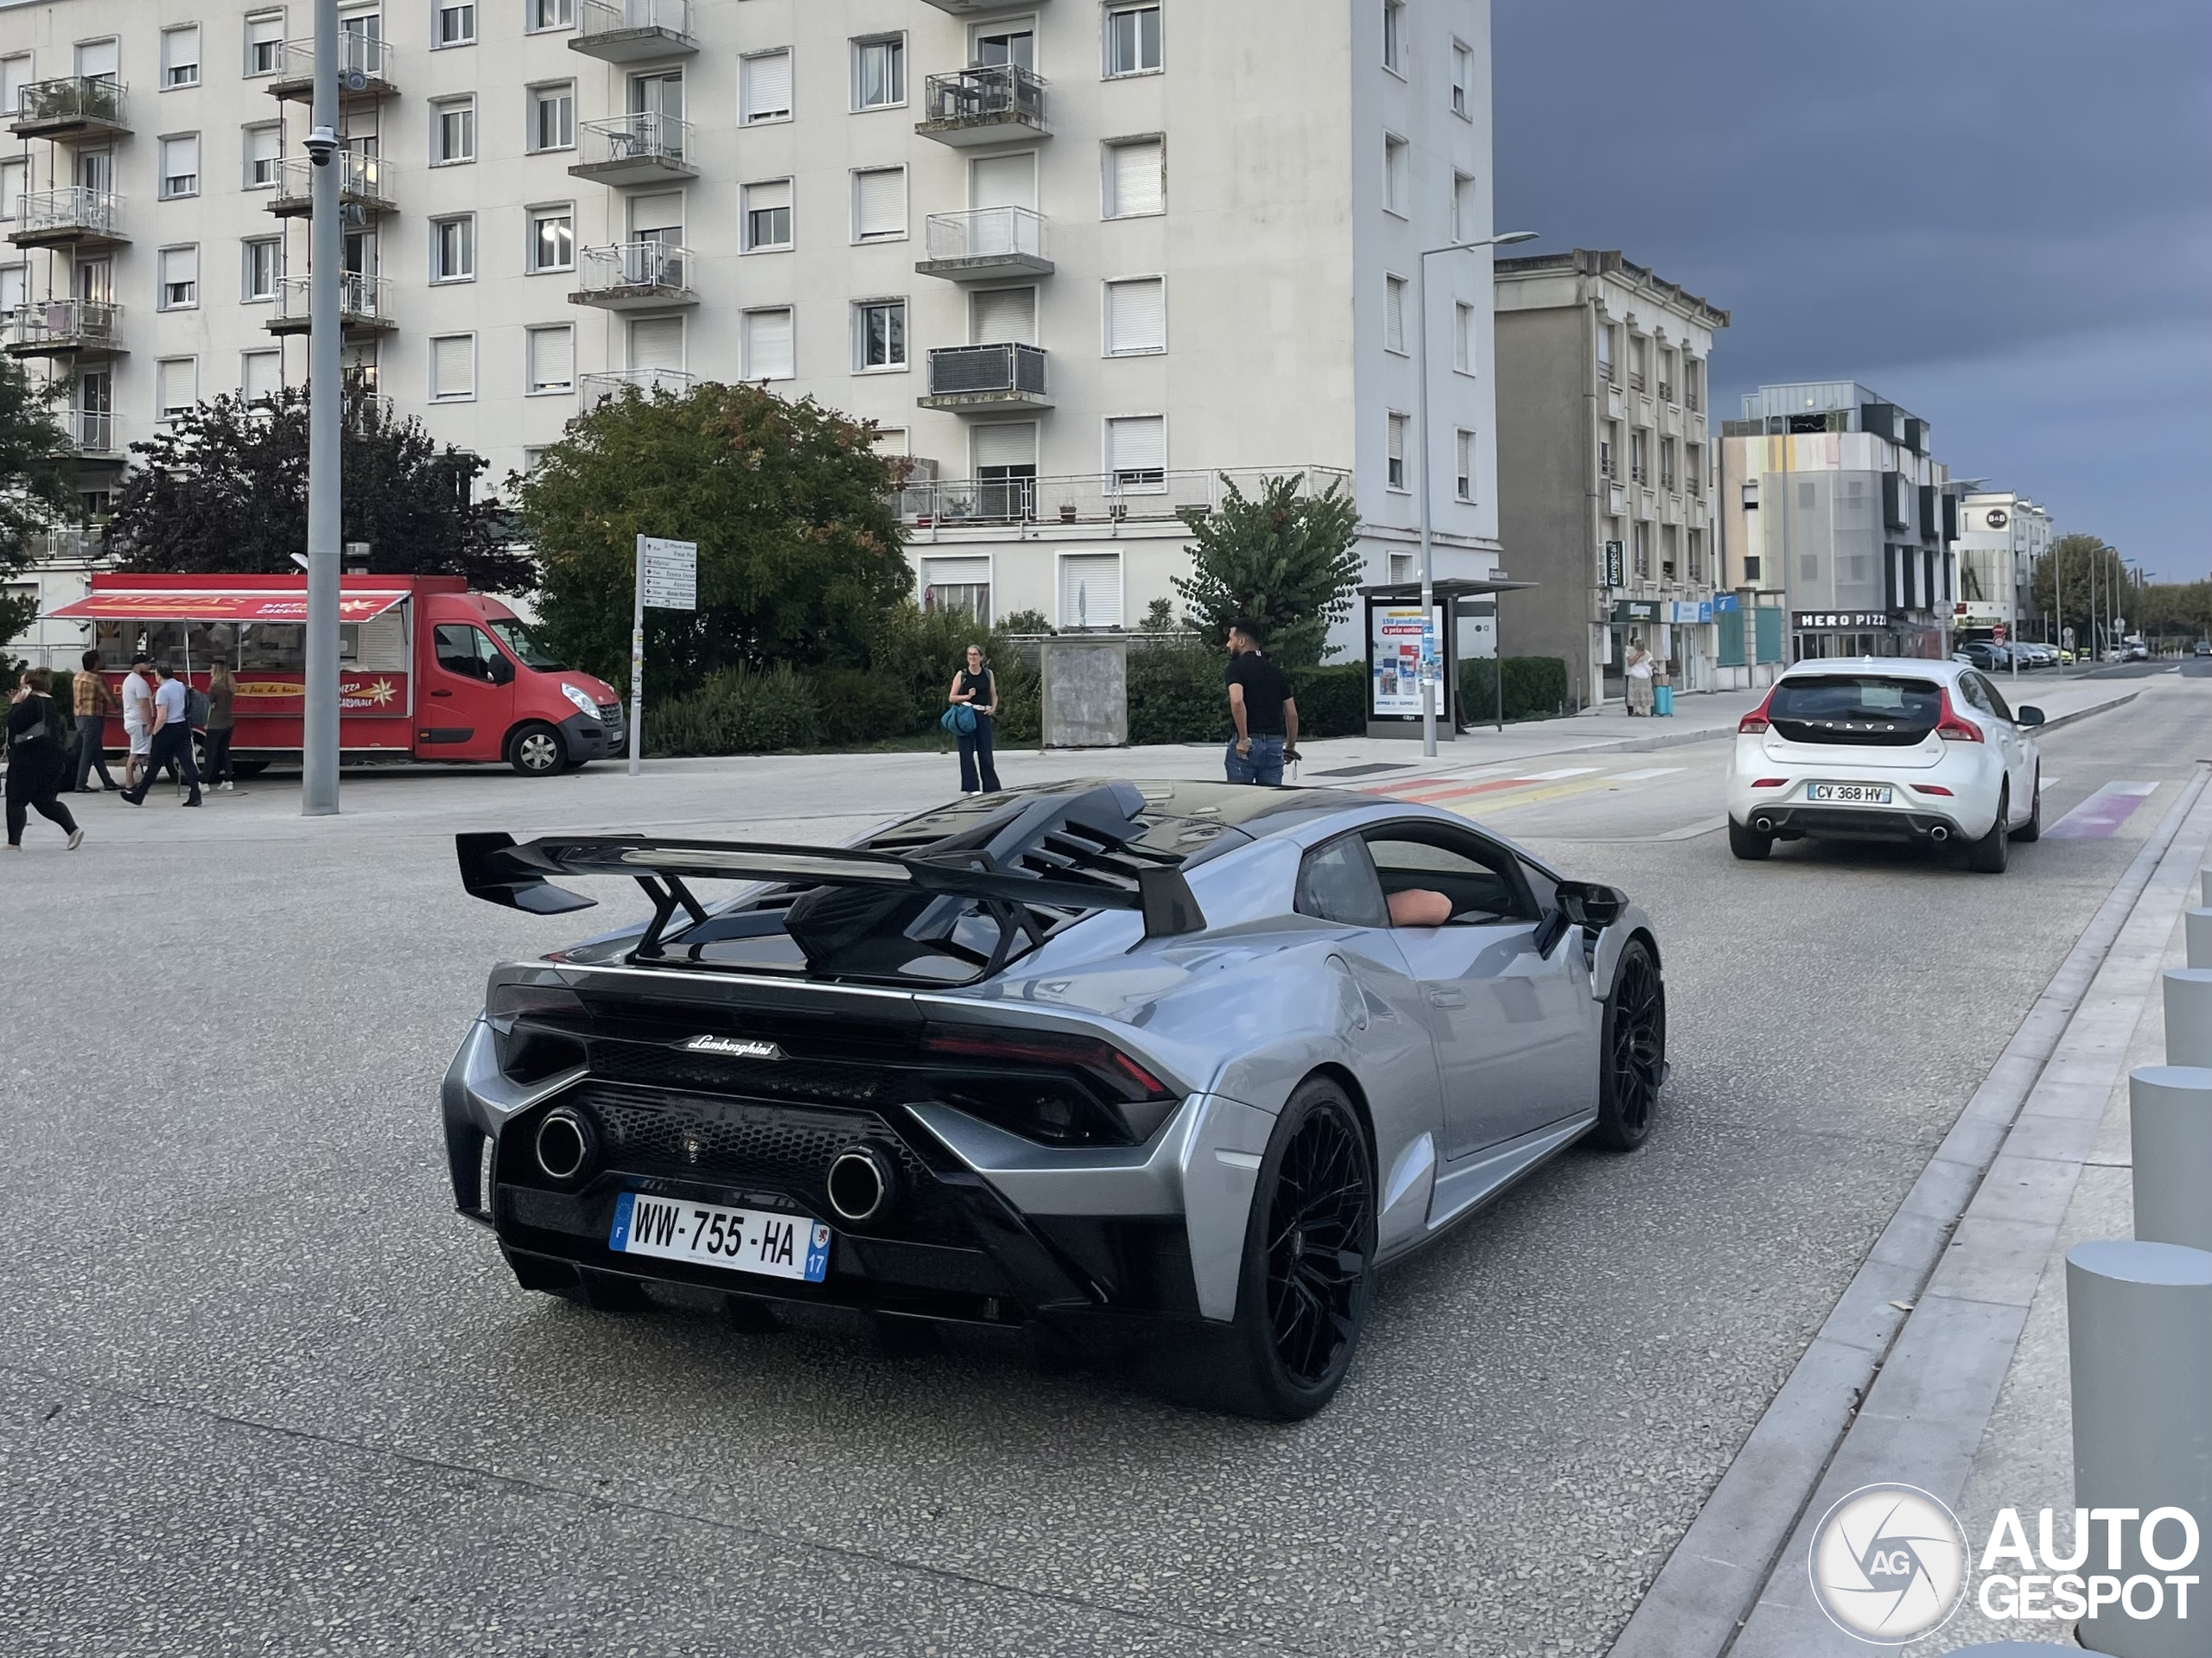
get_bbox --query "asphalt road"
[5,677,2209,1656]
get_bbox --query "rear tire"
[231,760,269,778]
[1590,939,1665,1151]
[2009,772,2042,842]
[508,721,566,777]
[1728,819,1774,861]
[1966,785,2012,873]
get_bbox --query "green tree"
[105,380,528,589]
[517,381,911,694]
[1172,473,1362,666]
[2028,534,2137,652]
[0,358,79,653]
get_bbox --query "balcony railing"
[570,112,696,184]
[268,272,391,334]
[920,342,1050,410]
[26,524,108,562]
[9,187,126,248]
[1657,381,1674,404]
[580,368,696,409]
[5,298,124,357]
[270,34,397,100]
[65,409,118,455]
[11,76,130,137]
[918,65,1048,144]
[898,467,1355,535]
[918,0,1054,11]
[918,206,1052,277]
[571,240,695,308]
[572,0,696,61]
[270,151,396,217]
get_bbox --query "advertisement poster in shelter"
[1370,603,1442,718]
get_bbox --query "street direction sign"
[629,535,699,776]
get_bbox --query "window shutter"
[248,126,279,165]
[165,245,200,286]
[1107,416,1165,474]
[744,51,792,120]
[431,334,474,398]
[1385,276,1405,353]
[628,314,683,372]
[2,57,29,113]
[75,39,119,78]
[1059,554,1122,630]
[855,168,905,239]
[744,308,793,378]
[973,422,1037,471]
[241,350,280,402]
[628,192,683,239]
[1110,139,1163,216]
[528,326,573,391]
[969,153,1036,212]
[0,266,22,311]
[1105,278,1165,353]
[922,556,991,590]
[157,358,196,414]
[972,286,1036,346]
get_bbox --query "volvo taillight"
[1935,689,1984,742]
[1738,689,1776,735]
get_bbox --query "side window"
[1295,835,1389,929]
[1954,673,1992,715]
[1976,673,2014,722]
[1519,859,1560,918]
[1364,827,1538,924]
[433,622,497,681]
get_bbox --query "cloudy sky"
[1493,0,2212,580]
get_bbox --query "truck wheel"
[231,760,269,779]
[508,722,565,777]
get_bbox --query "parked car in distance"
[1954,642,2003,670]
[2196,641,2211,658]
[1729,658,2044,873]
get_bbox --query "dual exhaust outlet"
[1749,811,1949,842]
[532,1108,900,1225]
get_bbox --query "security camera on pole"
[300,0,342,816]
[628,535,697,776]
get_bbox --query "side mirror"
[2017,706,2045,727]
[1554,880,1627,931]
[489,653,516,686]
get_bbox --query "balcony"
[580,368,696,410]
[9,187,127,251]
[265,273,394,336]
[918,0,1053,12]
[916,207,1053,280]
[26,524,108,562]
[897,467,1353,534]
[10,76,130,140]
[64,409,120,459]
[569,112,696,187]
[570,241,696,309]
[269,152,397,219]
[919,343,1051,412]
[917,65,1049,146]
[5,299,124,359]
[572,0,696,61]
[269,35,397,103]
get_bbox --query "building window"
[1658,348,1676,403]
[521,446,547,474]
[1744,554,1763,583]
[852,35,905,109]
[240,349,282,403]
[159,135,200,200]
[1661,524,1678,580]
[1630,430,1647,484]
[1383,133,1408,216]
[526,324,574,394]
[1106,415,1166,490]
[1660,438,1677,491]
[1450,41,1474,118]
[1386,413,1408,492]
[1060,552,1122,630]
[241,237,281,302]
[1383,274,1407,354]
[1687,529,1705,584]
[854,298,906,371]
[1103,136,1165,219]
[1104,276,1166,355]
[529,205,574,272]
[1455,430,1475,503]
[528,83,575,153]
[1684,354,1704,412]
[1629,334,1647,390]
[1632,519,1651,578]
[0,265,23,313]
[1105,5,1162,77]
[157,357,198,421]
[435,2,476,48]
[743,179,793,251]
[528,0,573,30]
[1599,436,1613,481]
[744,307,795,380]
[433,98,475,164]
[741,49,793,124]
[246,14,284,77]
[1596,323,1614,382]
[157,245,200,310]
[1453,302,1476,373]
[0,159,24,222]
[429,334,474,401]
[162,26,201,88]
[244,124,282,188]
[851,166,906,242]
[1685,442,1704,497]
[1452,171,1478,243]
[430,214,475,282]
[1382,0,1405,72]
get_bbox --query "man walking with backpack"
[120,662,201,809]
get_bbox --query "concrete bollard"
[2167,969,2212,1068]
[2131,1068,2212,1254]
[2068,1239,2212,1658]
[2189,908,2212,971]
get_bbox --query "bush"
[864,603,1040,745]
[1458,656,1570,724]
[643,664,823,757]
[999,608,1051,635]
[1287,664,1364,738]
[1127,640,1224,746]
[810,668,917,746]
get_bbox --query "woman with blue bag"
[944,644,1001,795]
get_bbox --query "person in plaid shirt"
[71,650,118,792]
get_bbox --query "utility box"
[1039,635,1128,747]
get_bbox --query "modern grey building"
[1492,248,1727,709]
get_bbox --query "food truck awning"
[45,590,412,623]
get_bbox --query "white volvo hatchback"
[1727,658,2045,873]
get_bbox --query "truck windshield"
[486,618,565,671]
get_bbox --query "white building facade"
[2,0,1504,638]
[1951,490,2050,642]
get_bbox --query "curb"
[2033,689,2139,734]
[1606,759,2212,1658]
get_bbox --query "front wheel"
[2009,771,2042,842]
[1591,939,1665,1151]
[507,721,566,777]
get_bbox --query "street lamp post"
[1415,229,1536,756]
[301,0,342,816]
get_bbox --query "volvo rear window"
[1769,677,1942,746]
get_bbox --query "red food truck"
[48,574,626,776]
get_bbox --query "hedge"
[1457,656,1570,724]
[643,665,824,757]
[1125,644,1367,746]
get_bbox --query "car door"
[1967,671,2032,815]
[422,620,514,760]
[1363,823,1598,1159]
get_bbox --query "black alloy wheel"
[1591,938,1664,1151]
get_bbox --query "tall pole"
[1416,253,1439,757]
[628,534,645,777]
[301,0,341,816]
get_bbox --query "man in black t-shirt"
[1223,623,1300,786]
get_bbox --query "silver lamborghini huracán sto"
[442,781,1667,1419]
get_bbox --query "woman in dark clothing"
[203,661,237,791]
[946,644,1001,795]
[7,668,83,850]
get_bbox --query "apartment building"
[1720,382,1956,663]
[1,0,1505,638]
[1491,247,1726,708]
[1952,489,2050,642]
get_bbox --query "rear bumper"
[1738,804,1968,842]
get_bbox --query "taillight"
[1738,690,1775,735]
[920,1025,1174,1102]
[1935,689,1984,743]
[1751,778,1786,789]
[1915,784,1955,796]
